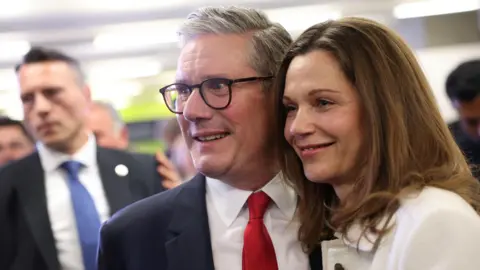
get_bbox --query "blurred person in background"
[98,6,322,270]
[89,100,129,150]
[276,18,480,269]
[446,59,480,178]
[0,47,166,270]
[88,100,181,188]
[161,117,196,182]
[0,116,35,166]
[170,134,196,182]
[162,115,183,153]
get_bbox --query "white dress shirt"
[321,187,480,270]
[38,134,110,270]
[206,174,310,270]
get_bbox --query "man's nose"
[183,90,214,122]
[33,94,52,115]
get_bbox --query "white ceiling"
[0,0,404,67]
[0,0,476,118]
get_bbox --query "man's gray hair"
[93,101,125,134]
[178,6,292,79]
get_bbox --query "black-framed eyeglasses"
[159,76,273,114]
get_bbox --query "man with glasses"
[161,76,273,112]
[98,6,322,270]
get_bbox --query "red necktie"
[242,191,278,270]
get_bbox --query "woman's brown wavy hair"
[273,17,480,253]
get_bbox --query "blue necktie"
[61,161,101,270]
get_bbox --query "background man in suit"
[88,100,182,188]
[88,100,130,150]
[0,117,35,166]
[98,6,322,270]
[0,47,166,270]
[160,117,197,182]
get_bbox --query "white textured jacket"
[321,187,480,270]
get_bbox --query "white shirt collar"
[206,173,298,227]
[37,133,97,172]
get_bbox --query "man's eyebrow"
[174,78,187,84]
[175,74,231,84]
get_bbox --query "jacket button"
[334,263,345,270]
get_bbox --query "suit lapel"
[16,153,60,270]
[165,174,215,270]
[97,147,135,215]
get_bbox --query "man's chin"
[41,134,60,144]
[194,160,230,179]
[42,135,69,150]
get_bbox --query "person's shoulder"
[102,181,186,232]
[396,187,480,229]
[97,147,155,168]
[97,146,151,160]
[393,187,480,268]
[125,151,156,169]
[0,151,39,177]
[102,174,205,232]
[401,186,477,214]
[129,151,155,162]
[0,152,40,198]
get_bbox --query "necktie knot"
[247,191,271,220]
[61,160,83,176]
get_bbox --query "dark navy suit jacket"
[97,174,323,270]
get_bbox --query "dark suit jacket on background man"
[0,147,165,270]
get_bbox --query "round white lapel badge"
[115,164,129,177]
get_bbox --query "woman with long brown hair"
[275,17,480,269]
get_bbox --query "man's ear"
[82,85,93,120]
[83,85,92,102]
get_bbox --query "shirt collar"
[206,172,298,227]
[37,133,97,172]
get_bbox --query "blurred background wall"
[1,0,479,153]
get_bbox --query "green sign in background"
[120,83,175,154]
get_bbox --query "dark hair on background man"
[0,116,35,143]
[446,59,480,102]
[15,46,85,84]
